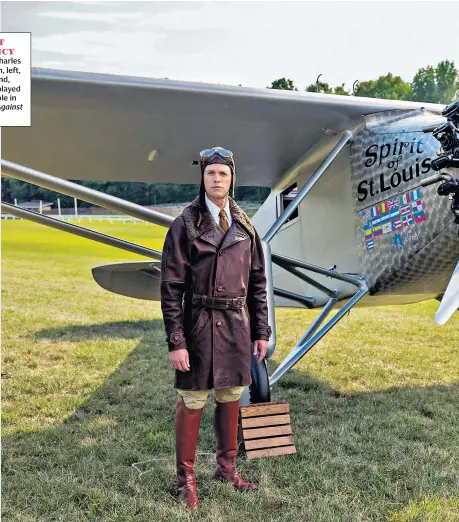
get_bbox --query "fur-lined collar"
[181,195,255,242]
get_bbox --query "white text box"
[0,32,31,127]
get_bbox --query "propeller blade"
[435,261,459,325]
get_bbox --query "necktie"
[219,209,229,232]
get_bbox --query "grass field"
[2,220,459,522]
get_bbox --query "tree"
[333,83,350,96]
[305,81,333,94]
[411,65,438,103]
[304,82,349,95]
[355,73,412,100]
[268,78,298,91]
[436,60,458,103]
[1,177,11,201]
[411,60,458,104]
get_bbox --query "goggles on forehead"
[199,147,233,161]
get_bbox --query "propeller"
[435,261,459,325]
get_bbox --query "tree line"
[269,59,459,104]
[1,178,269,208]
[3,60,457,208]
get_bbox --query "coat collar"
[181,195,255,243]
[200,221,250,250]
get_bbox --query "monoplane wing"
[1,68,443,187]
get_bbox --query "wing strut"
[264,130,353,242]
[257,130,369,386]
[1,159,174,228]
[1,202,161,260]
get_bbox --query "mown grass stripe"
[2,220,459,521]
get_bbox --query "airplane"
[2,68,459,405]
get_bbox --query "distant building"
[1,200,54,219]
[17,201,54,211]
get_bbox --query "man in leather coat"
[160,146,272,509]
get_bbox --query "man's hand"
[169,348,190,372]
[253,340,268,363]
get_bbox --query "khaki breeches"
[177,386,245,409]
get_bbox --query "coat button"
[216,320,223,326]
[217,286,223,291]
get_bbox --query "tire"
[249,349,271,404]
[239,350,271,406]
[238,348,271,453]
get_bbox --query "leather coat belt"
[192,294,246,310]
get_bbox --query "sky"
[1,1,459,91]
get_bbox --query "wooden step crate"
[239,402,296,459]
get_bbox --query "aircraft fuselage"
[253,109,459,309]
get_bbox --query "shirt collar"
[205,192,231,224]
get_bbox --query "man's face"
[203,163,232,199]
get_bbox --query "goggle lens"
[216,148,233,158]
[200,147,233,159]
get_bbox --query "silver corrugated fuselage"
[253,110,459,308]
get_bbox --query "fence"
[1,201,264,221]
[1,214,156,224]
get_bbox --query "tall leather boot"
[213,399,258,492]
[175,396,203,509]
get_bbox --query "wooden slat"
[244,425,292,439]
[240,402,289,418]
[244,435,294,450]
[241,413,290,428]
[246,445,297,459]
[240,401,272,410]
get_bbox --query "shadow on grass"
[3,320,459,521]
[33,320,158,342]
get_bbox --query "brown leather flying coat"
[160,195,272,391]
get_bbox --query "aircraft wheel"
[238,349,271,453]
[249,349,271,404]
